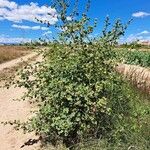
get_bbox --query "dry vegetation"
[116,64,150,94]
[0,55,37,82]
[0,46,31,64]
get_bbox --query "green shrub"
[6,0,149,149]
[125,50,150,67]
[121,41,142,49]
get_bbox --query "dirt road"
[0,86,40,150]
[0,52,37,72]
[0,53,41,150]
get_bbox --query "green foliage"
[6,0,149,149]
[124,50,150,67]
[121,40,142,49]
[74,91,150,150]
[115,48,150,67]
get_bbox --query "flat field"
[0,46,30,64]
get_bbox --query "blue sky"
[0,0,150,44]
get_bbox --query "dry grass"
[0,46,31,64]
[116,64,150,94]
[0,55,37,82]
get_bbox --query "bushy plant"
[121,41,142,49]
[6,0,142,148]
[125,50,150,67]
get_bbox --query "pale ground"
[0,53,41,150]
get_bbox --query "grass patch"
[115,48,150,67]
[125,50,150,67]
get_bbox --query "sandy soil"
[0,86,40,150]
[0,53,41,150]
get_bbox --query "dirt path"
[0,53,42,150]
[0,52,37,72]
[0,86,40,150]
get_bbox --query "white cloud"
[41,27,49,31]
[137,30,150,35]
[66,16,72,21]
[0,34,31,44]
[0,0,58,24]
[0,37,31,44]
[0,0,17,9]
[132,11,150,18]
[125,34,143,43]
[12,24,49,30]
[119,30,150,43]
[42,31,52,36]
